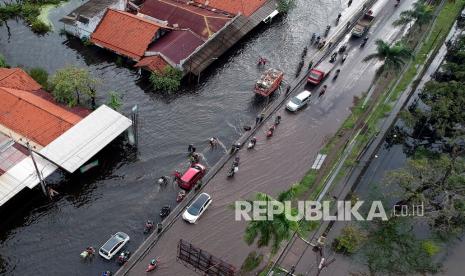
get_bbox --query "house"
[0,68,132,206]
[60,0,127,39]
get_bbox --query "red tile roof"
[91,9,163,60]
[134,55,170,73]
[140,0,232,39]
[146,29,204,64]
[0,86,83,146]
[194,0,266,16]
[0,68,42,91]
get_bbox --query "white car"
[182,193,212,224]
[286,90,311,112]
[99,232,130,260]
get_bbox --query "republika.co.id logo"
[235,200,424,221]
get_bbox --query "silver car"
[286,90,312,112]
[99,232,130,260]
[182,193,212,224]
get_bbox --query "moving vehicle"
[286,90,311,112]
[307,60,334,85]
[182,193,212,223]
[146,258,160,272]
[177,163,206,190]
[99,232,130,260]
[352,10,374,37]
[254,68,284,97]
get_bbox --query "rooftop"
[193,0,266,16]
[91,9,164,60]
[140,0,232,39]
[134,55,170,73]
[60,0,125,25]
[146,29,204,64]
[0,68,42,92]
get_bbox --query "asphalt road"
[120,0,416,274]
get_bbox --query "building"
[0,68,132,206]
[62,0,279,76]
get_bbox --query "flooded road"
[0,0,353,275]
[122,0,416,274]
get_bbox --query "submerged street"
[0,0,369,275]
[121,0,418,274]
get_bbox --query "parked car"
[99,232,130,260]
[182,193,212,224]
[286,90,311,112]
[178,163,206,190]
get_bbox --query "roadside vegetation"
[29,67,49,89]
[149,66,183,92]
[0,0,65,33]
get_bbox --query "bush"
[0,54,8,68]
[149,66,183,92]
[422,240,440,256]
[31,19,50,33]
[332,225,365,255]
[107,91,123,110]
[29,67,49,89]
[277,0,296,13]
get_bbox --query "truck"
[254,68,284,97]
[307,60,335,85]
[352,10,374,37]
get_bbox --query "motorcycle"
[324,25,331,37]
[361,37,369,48]
[80,247,95,259]
[333,69,341,80]
[159,205,171,218]
[247,138,257,149]
[144,220,154,234]
[329,52,338,63]
[146,258,160,272]
[319,85,328,97]
[176,190,186,202]
[102,271,112,276]
[117,251,131,265]
[266,126,275,138]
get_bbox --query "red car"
[178,163,206,190]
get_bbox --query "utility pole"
[27,142,48,198]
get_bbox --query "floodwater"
[0,0,351,275]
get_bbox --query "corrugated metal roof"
[194,0,266,16]
[91,9,163,60]
[146,30,204,64]
[140,0,232,39]
[39,105,132,173]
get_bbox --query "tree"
[387,154,465,239]
[107,91,122,110]
[149,66,182,92]
[243,193,301,253]
[50,66,99,107]
[393,2,434,29]
[29,67,48,89]
[360,217,439,275]
[332,224,365,255]
[277,0,296,13]
[363,40,414,75]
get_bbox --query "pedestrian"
[173,170,181,182]
[259,112,265,123]
[286,86,291,95]
[328,41,333,49]
[255,116,260,125]
[348,0,352,6]
[275,115,281,125]
[308,60,313,69]
[188,144,194,153]
[346,21,351,29]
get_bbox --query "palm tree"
[393,2,433,29]
[363,40,414,75]
[243,192,301,253]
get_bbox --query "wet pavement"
[119,0,420,274]
[0,0,364,275]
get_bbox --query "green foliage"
[393,2,434,28]
[240,251,263,272]
[29,67,48,88]
[244,193,301,253]
[50,66,99,107]
[107,91,122,110]
[149,66,183,92]
[277,0,296,13]
[422,240,440,256]
[361,218,439,275]
[332,225,365,254]
[363,40,414,75]
[0,54,8,68]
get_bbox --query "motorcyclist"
[319,85,328,97]
[333,69,341,80]
[330,52,338,62]
[233,156,240,167]
[145,220,154,231]
[361,36,369,47]
[275,115,281,125]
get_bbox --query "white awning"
[40,105,132,173]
